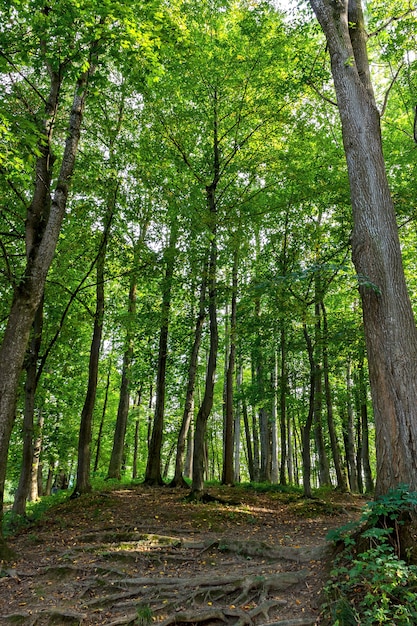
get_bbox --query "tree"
[0,11,99,546]
[144,219,179,485]
[308,0,417,495]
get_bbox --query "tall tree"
[309,0,417,495]
[0,8,100,545]
[144,219,179,485]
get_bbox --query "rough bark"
[309,0,417,496]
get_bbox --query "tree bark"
[309,0,417,496]
[72,207,112,497]
[234,362,242,483]
[279,328,287,486]
[270,352,279,484]
[320,301,348,491]
[12,299,44,515]
[345,360,359,492]
[28,411,44,502]
[144,221,178,485]
[107,260,138,480]
[94,361,112,474]
[190,212,218,497]
[313,301,331,488]
[170,257,207,488]
[222,249,238,485]
[0,62,93,544]
[302,324,316,498]
[357,346,374,492]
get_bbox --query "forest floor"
[0,484,367,626]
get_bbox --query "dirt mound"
[0,485,366,625]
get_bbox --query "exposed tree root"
[218,538,328,563]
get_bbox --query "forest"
[1,0,417,526]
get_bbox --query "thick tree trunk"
[170,259,207,488]
[0,66,92,545]
[309,0,417,496]
[144,222,178,486]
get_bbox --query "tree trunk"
[189,85,220,499]
[345,360,359,492]
[94,361,112,474]
[270,353,279,484]
[320,301,348,491]
[309,0,417,496]
[222,249,238,485]
[183,420,194,480]
[0,63,93,545]
[144,221,178,486]
[107,268,137,480]
[358,347,374,492]
[234,363,242,483]
[286,412,294,485]
[251,405,260,483]
[72,207,111,497]
[279,328,287,485]
[29,411,44,501]
[302,324,316,498]
[242,396,255,482]
[190,221,218,497]
[313,301,332,487]
[12,299,44,516]
[170,257,207,488]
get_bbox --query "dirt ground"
[0,484,367,626]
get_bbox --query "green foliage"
[323,486,417,625]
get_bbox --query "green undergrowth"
[322,485,417,625]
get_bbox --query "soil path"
[0,485,366,626]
